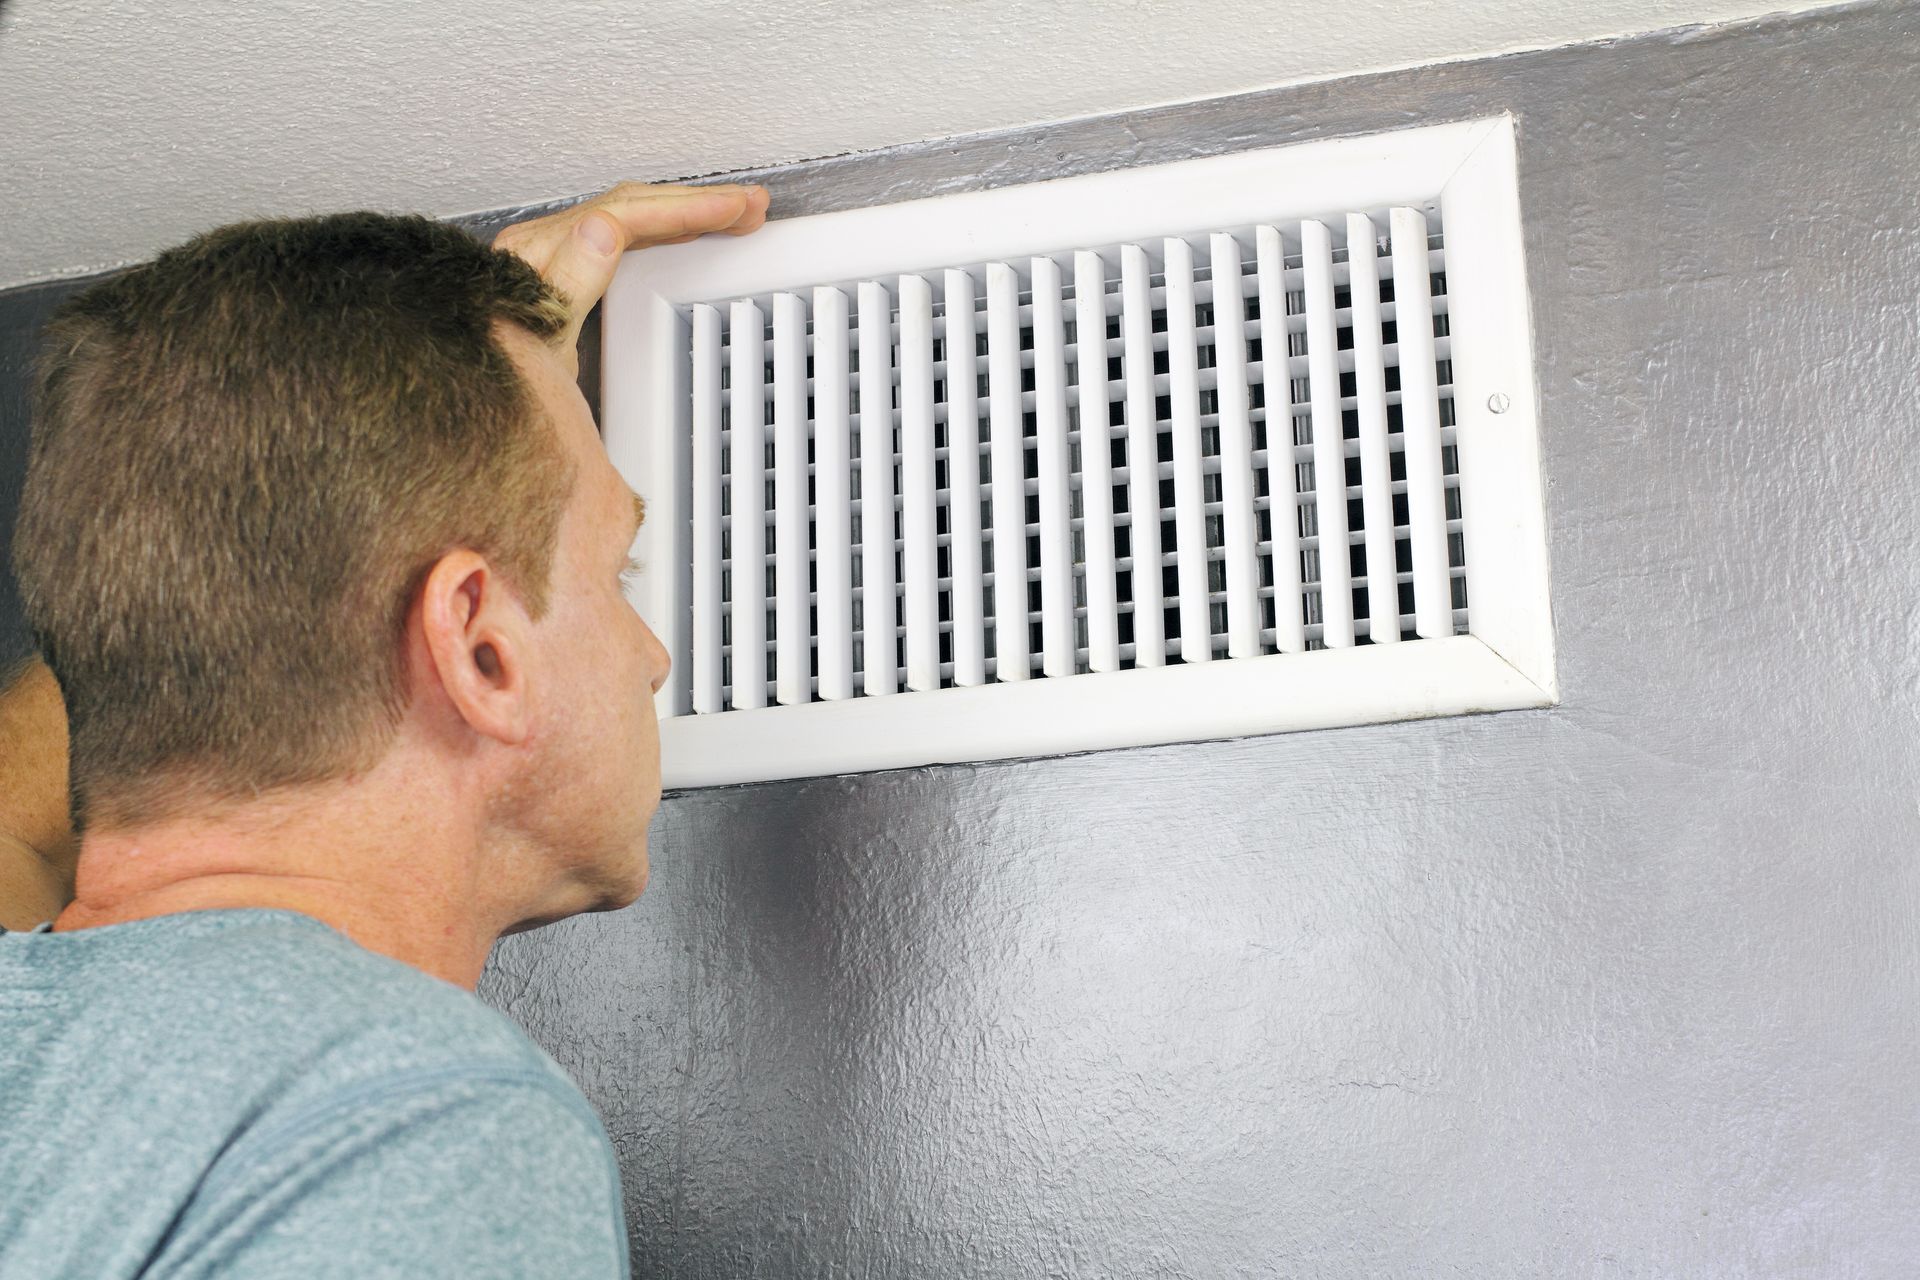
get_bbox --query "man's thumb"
[546,211,625,347]
[574,211,620,257]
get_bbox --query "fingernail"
[576,213,618,255]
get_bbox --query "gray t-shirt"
[0,907,628,1278]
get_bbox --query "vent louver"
[605,117,1555,788]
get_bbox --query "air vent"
[605,117,1554,788]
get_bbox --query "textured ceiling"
[0,0,1840,289]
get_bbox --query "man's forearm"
[0,833,69,929]
[0,658,76,927]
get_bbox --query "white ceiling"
[1,0,1833,290]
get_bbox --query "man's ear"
[414,549,533,746]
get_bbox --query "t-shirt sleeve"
[149,1066,630,1280]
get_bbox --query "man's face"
[500,323,668,914]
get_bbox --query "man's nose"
[643,619,671,694]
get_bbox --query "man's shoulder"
[155,907,566,1084]
[144,911,627,1275]
[9,906,574,1113]
[0,908,626,1278]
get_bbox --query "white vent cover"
[604,116,1553,789]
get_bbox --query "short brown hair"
[14,212,575,829]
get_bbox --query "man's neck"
[54,762,511,990]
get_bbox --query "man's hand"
[492,182,770,364]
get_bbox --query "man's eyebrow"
[630,493,647,537]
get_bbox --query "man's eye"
[619,557,645,589]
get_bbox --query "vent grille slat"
[690,303,725,713]
[1031,257,1076,679]
[726,299,767,709]
[1301,219,1356,648]
[1163,236,1212,663]
[942,268,988,688]
[1073,250,1121,674]
[772,292,810,707]
[1120,243,1169,667]
[811,286,855,701]
[1391,207,1455,640]
[985,263,1032,684]
[899,274,941,692]
[679,212,1469,714]
[1348,212,1401,648]
[855,281,898,697]
[1209,231,1262,660]
[1256,224,1309,654]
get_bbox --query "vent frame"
[604,115,1554,789]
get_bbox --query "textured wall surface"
[475,4,1920,1275]
[0,0,1853,289]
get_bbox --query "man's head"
[13,212,665,907]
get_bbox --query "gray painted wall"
[478,4,1920,1274]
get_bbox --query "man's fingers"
[595,186,758,247]
[719,185,771,236]
[492,182,771,358]
[497,183,767,261]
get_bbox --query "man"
[0,181,768,1276]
